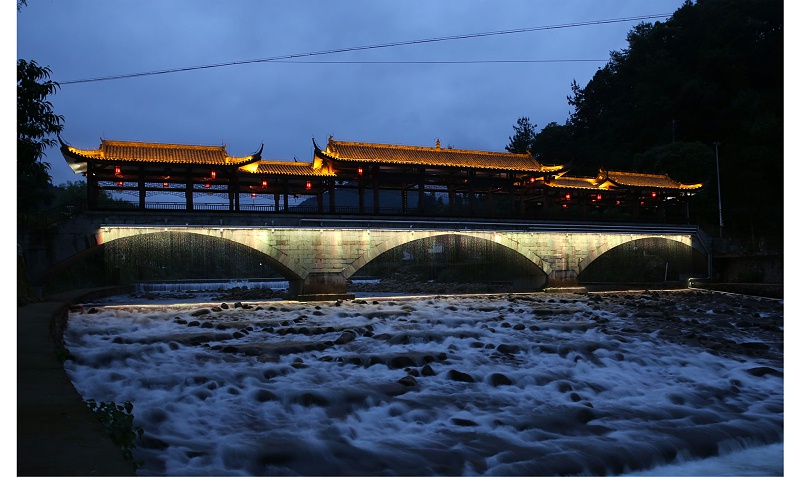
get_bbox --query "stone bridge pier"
[94,225,703,300]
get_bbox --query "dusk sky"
[16,1,696,187]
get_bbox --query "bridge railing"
[89,201,692,224]
[295,217,703,235]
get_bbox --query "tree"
[530,122,578,169]
[505,117,536,154]
[511,0,782,244]
[18,59,64,213]
[51,180,125,209]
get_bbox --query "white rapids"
[63,290,784,476]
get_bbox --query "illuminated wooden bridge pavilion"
[59,135,704,223]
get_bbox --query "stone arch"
[577,235,696,274]
[97,228,305,281]
[460,231,554,276]
[341,230,551,279]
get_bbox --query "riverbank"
[63,288,783,475]
[18,288,135,476]
[17,283,782,475]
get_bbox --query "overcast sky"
[18,1,705,186]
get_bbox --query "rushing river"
[63,289,783,476]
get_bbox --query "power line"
[58,14,670,85]
[263,59,608,65]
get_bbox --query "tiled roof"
[64,139,260,166]
[320,139,565,173]
[544,176,604,190]
[545,169,704,191]
[240,161,336,177]
[605,170,704,190]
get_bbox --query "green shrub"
[86,399,144,471]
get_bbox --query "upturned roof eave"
[59,138,264,167]
[604,177,705,190]
[315,138,564,173]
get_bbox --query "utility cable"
[261,59,607,64]
[58,13,670,85]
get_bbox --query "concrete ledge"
[543,287,588,294]
[18,290,135,476]
[689,282,783,299]
[295,293,356,302]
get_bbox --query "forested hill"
[517,0,782,244]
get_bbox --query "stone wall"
[713,255,783,284]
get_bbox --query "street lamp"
[714,142,723,237]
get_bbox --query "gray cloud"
[17,0,687,185]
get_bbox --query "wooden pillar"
[684,195,691,222]
[137,166,145,210]
[358,179,365,214]
[581,191,588,219]
[509,174,517,217]
[234,173,241,211]
[417,167,425,216]
[543,189,550,218]
[185,168,194,211]
[329,179,336,214]
[372,166,380,214]
[448,185,455,215]
[86,163,98,209]
[273,192,280,212]
[468,171,476,217]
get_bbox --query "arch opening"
[350,233,547,293]
[579,237,706,287]
[37,231,298,295]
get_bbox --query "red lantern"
[357,167,363,176]
[251,193,257,198]
[210,170,216,179]
[565,193,571,201]
[651,191,657,198]
[205,183,211,189]
[261,180,268,188]
[306,180,312,190]
[117,181,123,187]
[596,193,602,200]
[163,182,169,188]
[114,166,121,176]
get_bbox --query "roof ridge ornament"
[56,131,69,148]
[252,143,264,159]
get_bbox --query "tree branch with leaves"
[505,117,537,155]
[18,59,64,213]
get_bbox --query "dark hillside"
[528,0,782,246]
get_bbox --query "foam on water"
[63,291,784,475]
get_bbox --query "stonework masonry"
[19,211,706,301]
[99,226,700,298]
